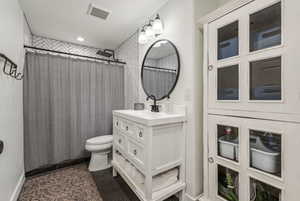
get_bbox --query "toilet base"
[88,150,112,172]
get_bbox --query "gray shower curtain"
[143,69,177,99]
[23,52,124,172]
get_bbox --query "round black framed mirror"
[141,39,180,101]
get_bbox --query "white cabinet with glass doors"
[206,0,300,123]
[200,0,300,201]
[207,115,300,201]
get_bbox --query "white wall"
[217,0,231,7]
[0,0,30,200]
[137,0,220,199]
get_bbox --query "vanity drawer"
[128,139,144,168]
[115,133,127,152]
[119,119,135,136]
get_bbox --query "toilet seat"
[86,135,113,145]
[85,143,112,152]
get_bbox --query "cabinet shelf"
[112,158,186,201]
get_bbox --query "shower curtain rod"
[144,65,177,72]
[24,45,126,65]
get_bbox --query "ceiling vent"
[87,4,110,20]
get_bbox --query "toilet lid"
[86,135,113,145]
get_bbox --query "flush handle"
[116,121,119,126]
[208,157,214,163]
[139,131,143,138]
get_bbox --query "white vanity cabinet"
[112,110,186,201]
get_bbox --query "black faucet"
[146,95,159,112]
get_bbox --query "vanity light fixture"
[152,14,163,35]
[139,28,148,44]
[138,14,164,44]
[145,22,155,38]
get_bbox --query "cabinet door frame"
[207,0,289,115]
[208,115,246,201]
[208,115,287,201]
[208,9,244,105]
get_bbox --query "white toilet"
[85,135,113,172]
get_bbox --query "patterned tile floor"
[18,163,178,201]
[18,164,102,201]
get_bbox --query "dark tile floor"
[92,168,179,201]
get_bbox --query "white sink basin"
[113,110,186,126]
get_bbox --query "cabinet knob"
[139,131,143,137]
[208,157,214,163]
[208,65,214,71]
[133,149,137,155]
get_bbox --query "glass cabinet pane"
[249,130,281,177]
[250,178,281,201]
[250,57,281,100]
[218,125,239,162]
[218,165,239,201]
[218,21,239,60]
[218,65,239,100]
[250,2,281,52]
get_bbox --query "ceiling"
[19,0,169,49]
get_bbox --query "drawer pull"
[139,132,143,138]
[133,149,137,155]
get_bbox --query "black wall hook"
[0,53,23,80]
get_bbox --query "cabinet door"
[208,7,244,108]
[208,115,300,201]
[207,0,300,120]
[208,115,245,201]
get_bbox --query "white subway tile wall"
[115,32,140,109]
[32,35,106,59]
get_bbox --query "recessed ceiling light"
[77,36,85,42]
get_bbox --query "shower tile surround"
[32,35,108,59]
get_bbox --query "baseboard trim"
[10,172,25,201]
[185,193,202,201]
[26,157,90,177]
[198,195,211,201]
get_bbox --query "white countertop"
[113,110,186,126]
